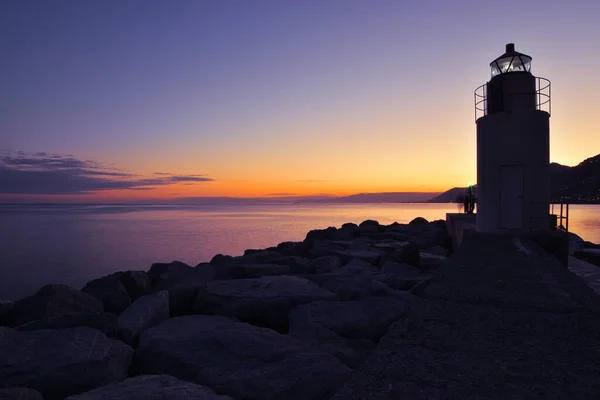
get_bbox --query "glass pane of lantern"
[496,57,513,73]
[491,62,501,77]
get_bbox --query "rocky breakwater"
[0,218,450,400]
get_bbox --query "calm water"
[1,203,599,300]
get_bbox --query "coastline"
[1,217,600,399]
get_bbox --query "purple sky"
[1,0,599,200]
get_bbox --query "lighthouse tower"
[474,43,551,233]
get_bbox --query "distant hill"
[427,187,470,203]
[551,154,600,203]
[335,192,439,203]
[428,153,600,204]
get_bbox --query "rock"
[0,388,43,400]
[356,225,380,236]
[215,263,291,279]
[305,227,337,243]
[409,217,429,225]
[113,271,151,300]
[209,254,234,266]
[399,243,420,266]
[335,258,379,275]
[136,316,350,400]
[271,256,313,274]
[236,250,282,264]
[311,255,342,274]
[276,241,298,251]
[146,261,194,285]
[118,291,169,344]
[420,252,447,269]
[431,219,447,230]
[574,248,600,266]
[373,273,428,291]
[65,375,234,400]
[16,312,119,338]
[289,297,409,341]
[4,285,104,327]
[331,227,356,241]
[359,220,380,227]
[348,238,373,251]
[288,318,375,368]
[0,327,133,399]
[336,249,383,265]
[193,275,336,332]
[81,275,131,315]
[0,300,13,318]
[148,264,215,317]
[381,261,421,278]
[424,245,448,257]
[160,285,201,317]
[372,241,409,250]
[342,222,358,229]
[307,240,339,258]
[301,273,390,301]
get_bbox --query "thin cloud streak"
[0,151,213,195]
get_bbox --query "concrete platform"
[569,255,600,295]
[330,234,600,399]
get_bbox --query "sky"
[1,0,599,202]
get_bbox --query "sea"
[1,203,599,301]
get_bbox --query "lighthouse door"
[500,165,524,230]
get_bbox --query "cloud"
[0,151,213,195]
[267,193,297,196]
[168,175,212,182]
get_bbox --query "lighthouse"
[474,43,551,233]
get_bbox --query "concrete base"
[522,230,570,266]
[446,213,477,250]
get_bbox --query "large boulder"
[237,250,282,264]
[16,312,119,338]
[359,220,379,227]
[112,271,151,301]
[409,217,429,226]
[214,264,291,280]
[311,255,342,274]
[381,261,421,278]
[65,375,234,400]
[118,291,169,344]
[300,273,390,301]
[209,254,234,266]
[81,276,131,315]
[3,285,103,327]
[0,300,13,318]
[289,297,409,342]
[136,316,350,400]
[399,243,420,267]
[287,316,375,368]
[0,327,133,399]
[335,250,383,265]
[149,263,216,317]
[373,273,427,291]
[193,276,336,332]
[335,258,379,275]
[0,388,43,400]
[304,227,338,244]
[419,252,447,269]
[146,261,195,285]
[269,256,313,274]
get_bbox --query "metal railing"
[551,203,569,232]
[474,77,551,121]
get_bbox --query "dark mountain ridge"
[429,153,600,204]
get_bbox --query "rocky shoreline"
[0,217,450,400]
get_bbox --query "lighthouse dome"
[490,43,532,77]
